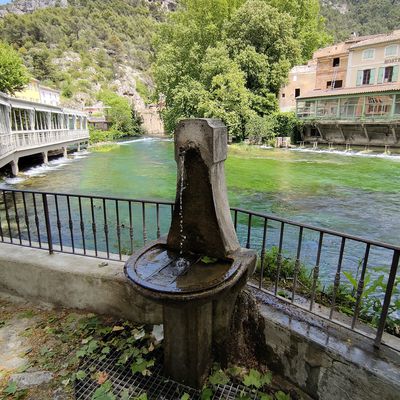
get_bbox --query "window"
[340,97,362,119]
[362,49,375,60]
[295,88,301,98]
[334,80,343,88]
[384,66,394,82]
[385,44,398,58]
[327,80,343,89]
[365,95,393,117]
[363,69,371,85]
[297,100,316,118]
[395,95,400,115]
[377,65,399,83]
[282,93,286,98]
[333,57,340,67]
[316,99,338,118]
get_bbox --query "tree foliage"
[153,0,328,139]
[0,41,29,94]
[0,0,161,102]
[98,89,142,135]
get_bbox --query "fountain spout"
[167,119,240,259]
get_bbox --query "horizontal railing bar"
[0,188,175,207]
[231,207,400,252]
[0,188,398,252]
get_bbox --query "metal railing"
[0,188,398,349]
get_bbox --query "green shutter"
[392,65,399,82]
[369,68,376,84]
[377,67,385,84]
[356,70,363,86]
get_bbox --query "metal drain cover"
[75,351,262,400]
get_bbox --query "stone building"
[13,79,61,106]
[293,30,400,148]
[279,61,316,112]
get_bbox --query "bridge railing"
[0,188,398,349]
[13,128,89,149]
[0,133,18,156]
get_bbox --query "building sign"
[385,57,400,64]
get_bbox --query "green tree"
[98,89,141,135]
[154,0,318,137]
[0,41,29,94]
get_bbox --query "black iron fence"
[0,188,399,349]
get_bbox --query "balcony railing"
[12,129,89,149]
[0,188,398,349]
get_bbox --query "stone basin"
[125,239,256,303]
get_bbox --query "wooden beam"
[336,123,345,140]
[390,125,398,142]
[361,123,370,141]
[315,124,325,140]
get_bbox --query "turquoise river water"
[1,138,399,284]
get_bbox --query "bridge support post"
[42,151,49,165]
[11,159,19,176]
[62,147,68,158]
[77,143,81,152]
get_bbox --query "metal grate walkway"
[75,350,262,400]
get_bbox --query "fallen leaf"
[97,371,109,385]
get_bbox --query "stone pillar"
[10,159,19,176]
[77,143,81,152]
[163,302,212,388]
[42,151,48,165]
[62,147,68,158]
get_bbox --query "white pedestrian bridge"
[0,92,89,175]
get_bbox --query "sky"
[0,0,11,4]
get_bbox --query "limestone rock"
[0,0,68,17]
[10,371,54,389]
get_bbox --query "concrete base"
[164,302,212,388]
[0,243,162,324]
[228,287,400,400]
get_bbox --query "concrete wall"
[279,63,317,112]
[315,54,348,90]
[0,244,162,324]
[1,244,399,400]
[229,289,400,400]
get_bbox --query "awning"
[0,97,10,107]
[9,101,35,111]
[34,106,62,113]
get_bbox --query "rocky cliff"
[0,0,176,16]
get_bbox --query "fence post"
[42,193,53,255]
[374,250,399,348]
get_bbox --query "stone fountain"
[125,119,257,388]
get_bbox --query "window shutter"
[392,65,399,82]
[356,70,363,86]
[377,67,385,84]
[369,68,376,84]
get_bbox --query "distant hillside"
[0,0,176,16]
[0,0,173,110]
[321,0,400,42]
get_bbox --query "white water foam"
[290,147,400,160]
[119,137,173,145]
[0,151,90,187]
[2,177,27,185]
